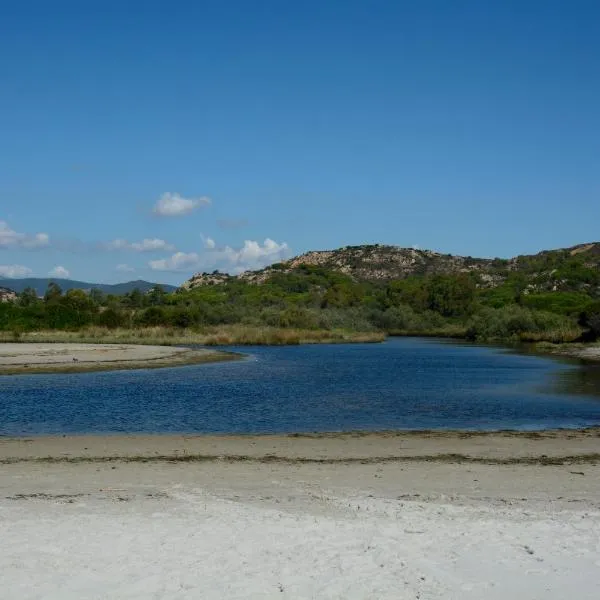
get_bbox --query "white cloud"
[26,233,50,248]
[0,221,50,249]
[116,263,135,273]
[0,264,33,278]
[106,238,175,252]
[201,234,216,249]
[131,238,175,252]
[153,192,211,217]
[148,238,290,274]
[49,266,70,279]
[230,238,289,272]
[149,252,201,272]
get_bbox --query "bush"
[521,292,592,315]
[466,305,579,342]
[96,308,128,329]
[135,306,167,327]
[579,300,600,340]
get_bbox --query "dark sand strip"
[2,428,599,463]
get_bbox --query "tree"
[62,289,96,312]
[136,306,167,326]
[18,287,39,307]
[147,285,167,306]
[579,301,600,341]
[44,282,63,303]
[425,274,476,317]
[89,288,106,306]
[126,288,144,308]
[96,307,127,329]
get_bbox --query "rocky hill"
[240,245,500,284]
[180,271,235,291]
[182,242,600,295]
[0,286,17,303]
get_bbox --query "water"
[1,338,600,435]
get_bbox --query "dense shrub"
[96,307,128,329]
[465,305,578,342]
[0,267,593,343]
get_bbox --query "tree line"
[1,266,599,343]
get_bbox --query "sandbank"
[0,342,239,375]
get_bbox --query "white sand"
[1,457,599,599]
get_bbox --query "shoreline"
[2,331,599,364]
[2,428,599,464]
[531,340,600,363]
[0,342,240,375]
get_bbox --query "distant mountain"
[183,242,600,295]
[0,278,177,297]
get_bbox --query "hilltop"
[183,242,600,295]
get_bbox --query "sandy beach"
[0,343,238,375]
[1,431,599,599]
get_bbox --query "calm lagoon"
[1,337,599,435]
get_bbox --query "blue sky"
[1,0,599,285]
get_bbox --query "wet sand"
[2,428,599,463]
[0,343,238,375]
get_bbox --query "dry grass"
[518,326,583,344]
[0,326,385,347]
[387,325,468,339]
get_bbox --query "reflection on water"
[548,364,600,400]
[1,337,600,435]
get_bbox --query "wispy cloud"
[49,266,70,278]
[0,221,50,250]
[149,238,290,274]
[0,264,33,278]
[116,263,135,273]
[105,238,175,252]
[153,192,211,217]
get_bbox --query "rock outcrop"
[0,287,17,302]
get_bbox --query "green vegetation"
[1,256,599,346]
